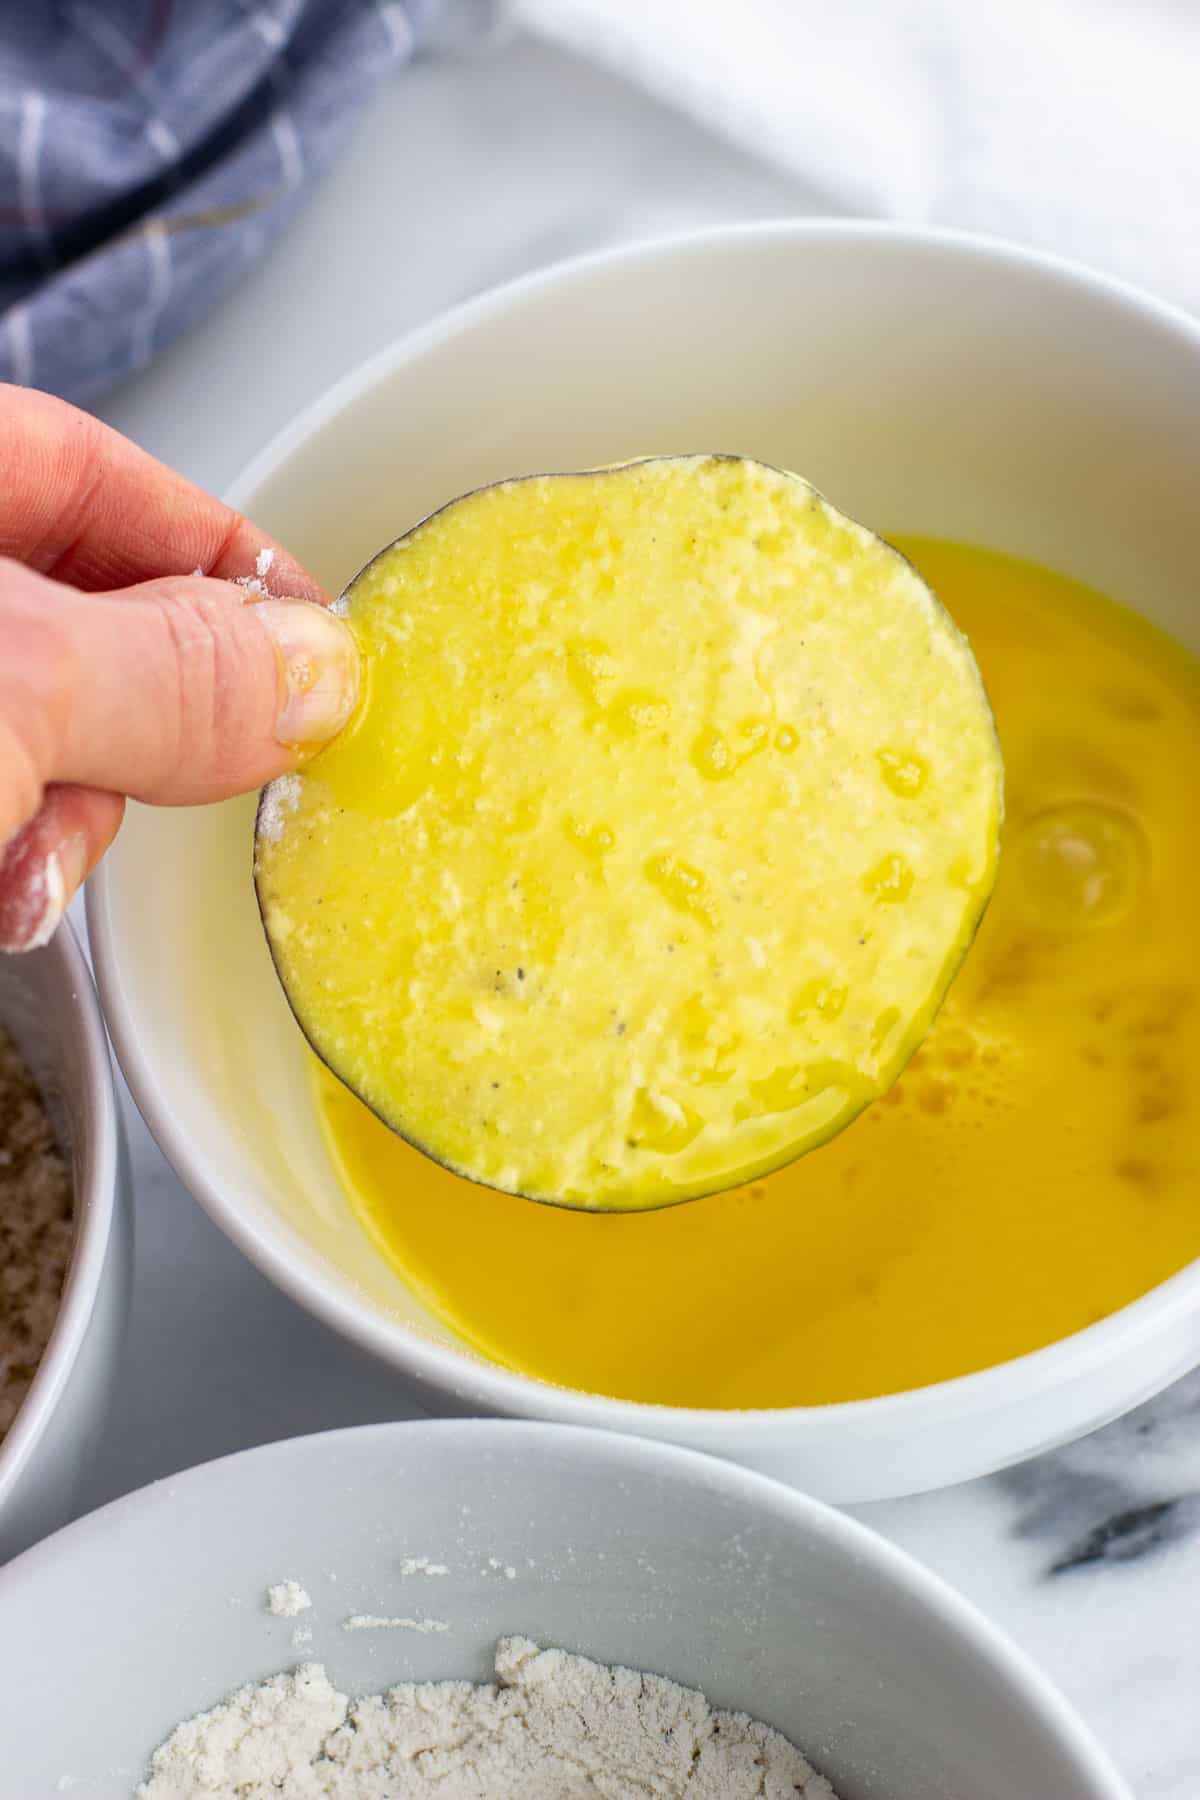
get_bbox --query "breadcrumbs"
[0,1023,74,1440]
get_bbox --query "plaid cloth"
[0,1,496,402]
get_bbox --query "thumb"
[3,563,360,811]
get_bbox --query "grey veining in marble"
[1000,1379,1200,1575]
[68,30,1198,1800]
[859,1377,1200,1800]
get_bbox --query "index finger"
[0,384,326,602]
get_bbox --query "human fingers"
[0,784,123,953]
[0,559,359,848]
[0,384,325,600]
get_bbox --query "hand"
[0,385,359,951]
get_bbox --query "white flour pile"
[138,1636,837,1798]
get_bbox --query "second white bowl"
[0,1420,1130,1799]
[0,924,130,1562]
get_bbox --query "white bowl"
[0,923,131,1561]
[0,1419,1131,1799]
[89,221,1200,1502]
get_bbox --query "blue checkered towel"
[0,1,495,402]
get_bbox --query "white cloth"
[518,0,1200,312]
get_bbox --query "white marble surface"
[76,30,1198,1800]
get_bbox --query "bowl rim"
[0,920,120,1508]
[88,216,1200,1450]
[0,1416,1133,1799]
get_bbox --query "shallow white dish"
[89,220,1200,1501]
[0,922,130,1562]
[0,1419,1131,1798]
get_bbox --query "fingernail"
[253,600,361,747]
[0,830,86,954]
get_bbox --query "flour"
[235,547,277,598]
[342,1613,449,1634]
[398,1556,448,1577]
[267,1581,312,1619]
[138,1637,836,1798]
[256,772,304,844]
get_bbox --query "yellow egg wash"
[313,539,1200,1406]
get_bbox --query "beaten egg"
[312,538,1200,1406]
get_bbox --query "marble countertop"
[78,30,1198,1799]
